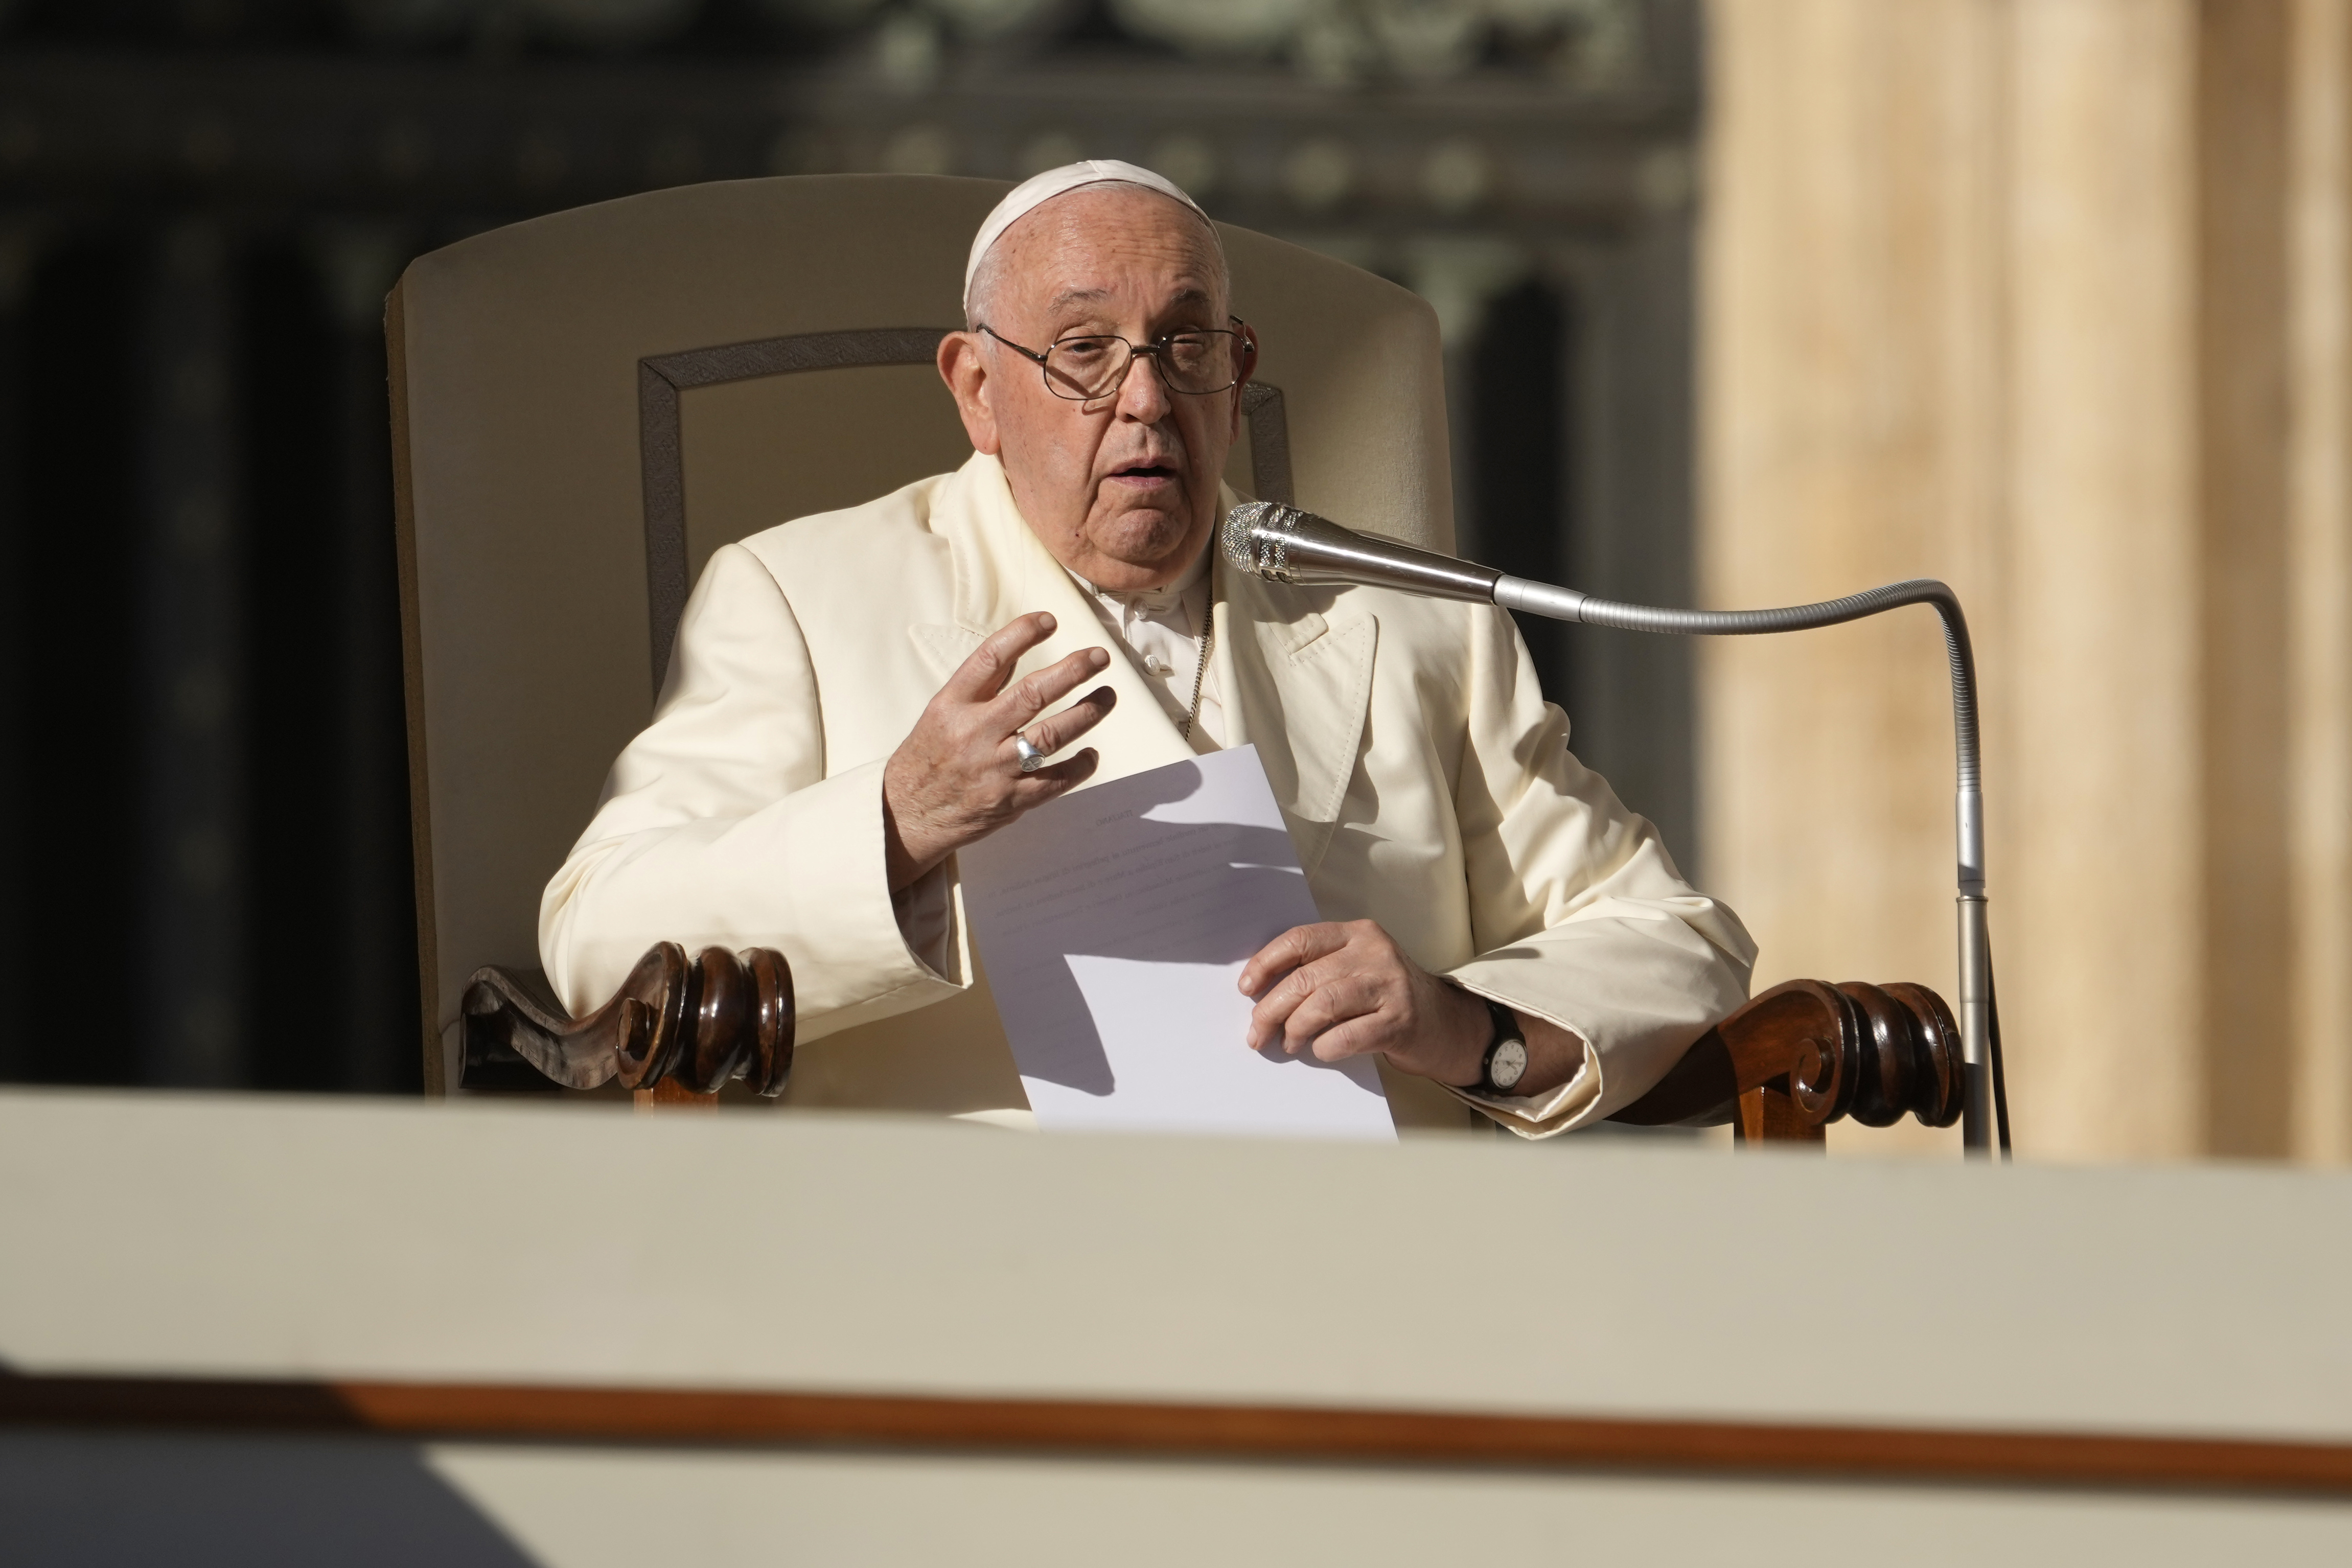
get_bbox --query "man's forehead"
[1009,190,1214,254]
[1045,282,1217,314]
[999,191,1224,304]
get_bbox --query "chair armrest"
[1607,979,1965,1143]
[461,944,794,1098]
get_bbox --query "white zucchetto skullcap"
[963,159,1214,312]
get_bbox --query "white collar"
[1070,541,1210,616]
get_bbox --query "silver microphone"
[1219,497,2009,1158]
[1221,501,1504,604]
[1223,500,1600,620]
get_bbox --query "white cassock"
[540,451,1756,1136]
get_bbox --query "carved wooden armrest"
[1606,979,1965,1144]
[461,944,794,1098]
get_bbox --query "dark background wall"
[0,0,1700,1094]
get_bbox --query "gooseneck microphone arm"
[1224,501,2009,1158]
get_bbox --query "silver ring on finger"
[1011,730,1047,773]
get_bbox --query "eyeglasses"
[977,318,1250,402]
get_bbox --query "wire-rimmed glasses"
[978,318,1250,402]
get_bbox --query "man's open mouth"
[1111,462,1178,481]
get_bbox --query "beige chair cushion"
[390,172,1452,1088]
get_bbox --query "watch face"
[1490,1037,1529,1092]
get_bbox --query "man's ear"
[1227,324,1260,441]
[938,331,1001,455]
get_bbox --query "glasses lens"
[1040,331,1240,400]
[1161,332,1236,395]
[1043,336,1129,400]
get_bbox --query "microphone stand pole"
[1492,575,2008,1157]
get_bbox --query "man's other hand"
[1238,920,1580,1097]
[882,611,1115,891]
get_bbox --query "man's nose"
[1112,349,1172,421]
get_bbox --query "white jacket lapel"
[908,456,1378,844]
[917,452,1194,785]
[908,622,983,682]
[1223,567,1377,875]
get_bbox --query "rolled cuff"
[1436,994,1604,1140]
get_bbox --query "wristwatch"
[1475,996,1528,1095]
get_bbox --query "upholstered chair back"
[388,173,1454,1089]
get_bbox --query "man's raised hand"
[881,611,1116,891]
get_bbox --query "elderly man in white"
[541,160,1754,1135]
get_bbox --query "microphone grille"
[1221,500,1307,581]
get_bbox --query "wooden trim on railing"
[5,1372,2349,1496]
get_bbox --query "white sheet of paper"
[958,745,1395,1140]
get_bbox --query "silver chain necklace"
[1179,590,1214,742]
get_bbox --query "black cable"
[1988,952,2012,1158]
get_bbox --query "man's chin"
[1084,498,1206,576]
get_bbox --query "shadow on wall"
[0,1430,540,1567]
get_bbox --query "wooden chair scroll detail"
[462,944,794,1099]
[1607,979,1967,1144]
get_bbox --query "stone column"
[2290,0,2352,1162]
[1703,0,2352,1162]
[1700,0,2267,1161]
[2007,0,2205,1160]
[2197,0,2295,1159]
[1700,0,2018,1157]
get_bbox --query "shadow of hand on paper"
[967,758,1334,1099]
